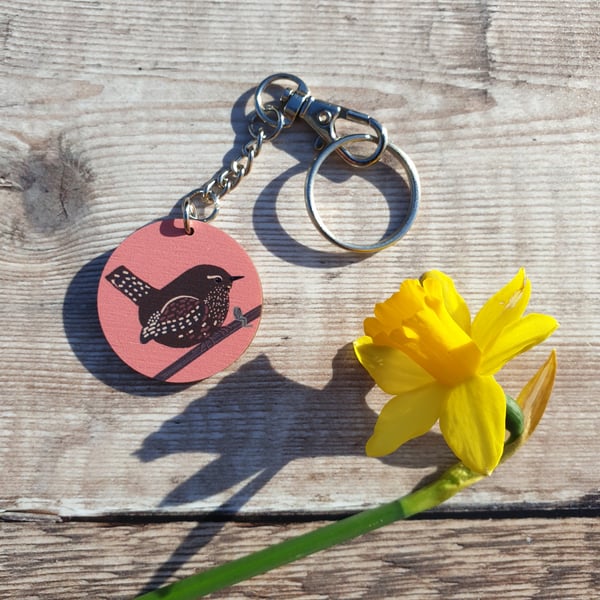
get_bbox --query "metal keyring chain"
[182,73,420,252]
[304,133,420,252]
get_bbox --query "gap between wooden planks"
[1,516,598,599]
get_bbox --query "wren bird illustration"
[105,265,243,347]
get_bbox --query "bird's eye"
[207,274,224,283]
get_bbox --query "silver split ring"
[304,133,420,252]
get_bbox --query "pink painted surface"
[97,219,262,382]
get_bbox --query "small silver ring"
[248,106,286,142]
[254,73,309,127]
[183,197,195,234]
[181,190,220,230]
[305,133,420,252]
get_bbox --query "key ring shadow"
[133,344,455,594]
[253,161,369,269]
[253,106,414,267]
[251,153,413,268]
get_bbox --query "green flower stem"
[133,463,482,600]
[135,400,525,600]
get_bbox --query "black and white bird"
[105,264,243,347]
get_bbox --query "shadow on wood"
[133,345,454,593]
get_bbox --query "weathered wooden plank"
[0,518,597,599]
[1,0,599,517]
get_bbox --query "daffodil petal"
[439,376,506,475]
[516,349,557,441]
[472,269,531,353]
[354,339,435,395]
[354,335,373,348]
[479,313,559,375]
[421,270,471,334]
[366,383,447,457]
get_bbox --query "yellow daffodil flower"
[354,269,558,475]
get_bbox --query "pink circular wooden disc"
[97,219,262,383]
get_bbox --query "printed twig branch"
[154,305,262,381]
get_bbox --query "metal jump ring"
[182,197,196,235]
[248,106,286,142]
[181,190,220,233]
[305,133,420,252]
[254,73,309,127]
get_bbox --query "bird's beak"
[231,275,244,282]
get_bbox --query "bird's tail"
[105,265,155,304]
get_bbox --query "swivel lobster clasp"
[281,86,388,168]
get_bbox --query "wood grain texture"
[0,517,598,599]
[0,1,599,594]
[1,0,599,516]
